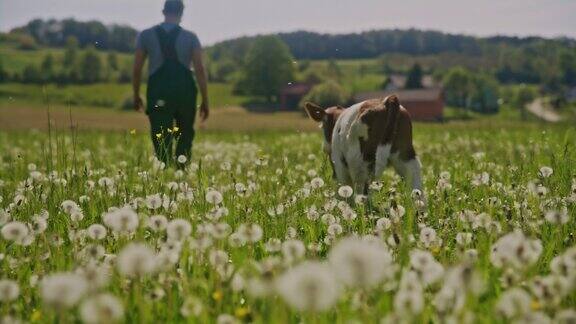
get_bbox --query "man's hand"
[199,101,209,122]
[134,95,144,112]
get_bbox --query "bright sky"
[1,0,575,45]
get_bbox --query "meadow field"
[1,119,575,323]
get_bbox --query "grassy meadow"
[1,119,575,323]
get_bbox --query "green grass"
[0,121,575,323]
[0,82,248,109]
[0,42,134,74]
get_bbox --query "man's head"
[163,0,184,20]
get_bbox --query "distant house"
[280,82,314,110]
[355,88,444,121]
[385,74,437,91]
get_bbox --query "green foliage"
[14,18,137,52]
[302,80,349,108]
[21,64,42,84]
[0,57,8,83]
[16,33,38,50]
[443,67,500,113]
[237,36,296,102]
[40,54,55,81]
[107,52,119,71]
[511,84,539,120]
[0,123,575,323]
[405,63,424,89]
[0,81,246,109]
[64,36,79,68]
[79,46,104,83]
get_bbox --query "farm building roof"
[354,88,443,103]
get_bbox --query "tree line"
[11,18,137,52]
[0,37,131,85]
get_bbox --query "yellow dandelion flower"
[212,290,223,302]
[155,133,162,139]
[235,307,250,319]
[30,309,42,322]
[129,129,136,135]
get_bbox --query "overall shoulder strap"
[154,25,182,62]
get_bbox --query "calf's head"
[304,102,344,148]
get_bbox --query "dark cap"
[163,0,184,15]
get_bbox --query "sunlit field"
[1,123,575,323]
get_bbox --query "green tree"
[405,63,424,89]
[107,51,119,71]
[512,84,538,120]
[560,52,576,86]
[302,80,349,108]
[41,54,55,82]
[22,64,42,84]
[64,36,79,68]
[470,74,500,113]
[443,67,474,108]
[239,36,295,103]
[326,59,342,81]
[0,57,8,83]
[80,46,104,83]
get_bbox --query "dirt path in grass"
[526,98,562,122]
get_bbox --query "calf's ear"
[304,102,326,122]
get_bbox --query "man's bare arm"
[191,49,209,122]
[132,48,147,112]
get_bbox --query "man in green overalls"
[132,0,209,165]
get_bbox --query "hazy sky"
[1,0,575,45]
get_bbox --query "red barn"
[280,82,314,110]
[354,88,444,121]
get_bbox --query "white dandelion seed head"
[409,249,445,286]
[328,236,394,288]
[490,231,542,269]
[276,261,340,312]
[116,243,157,277]
[87,224,107,240]
[60,200,80,215]
[216,314,238,324]
[496,287,532,319]
[103,207,139,233]
[0,209,11,226]
[237,223,263,243]
[145,194,163,210]
[31,216,48,234]
[337,186,354,198]
[177,155,188,164]
[205,190,223,205]
[167,219,192,241]
[147,215,168,232]
[310,177,325,189]
[0,279,19,302]
[40,272,88,310]
[208,250,229,268]
[264,238,282,253]
[1,221,29,242]
[539,166,553,178]
[544,207,569,224]
[281,239,306,264]
[79,293,124,324]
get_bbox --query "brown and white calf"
[305,95,423,195]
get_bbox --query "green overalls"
[146,25,198,165]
